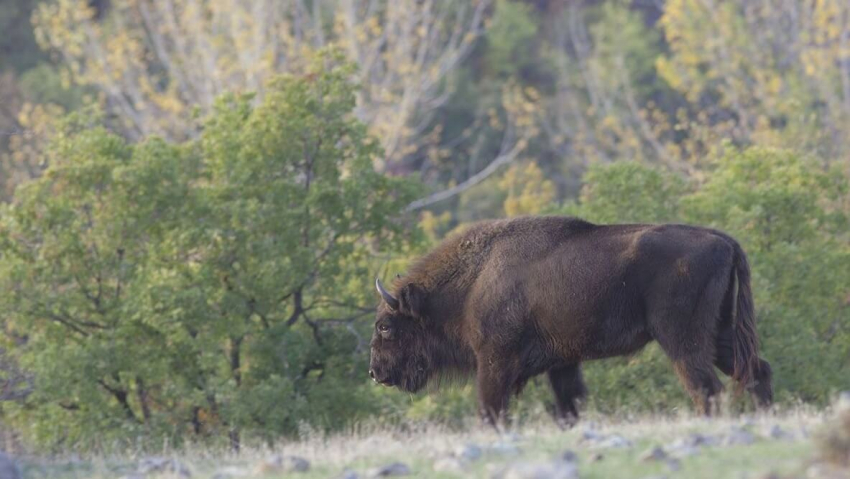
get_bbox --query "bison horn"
[375,278,400,310]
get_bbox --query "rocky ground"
[6,403,850,479]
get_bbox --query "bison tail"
[728,239,761,394]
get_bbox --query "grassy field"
[15,405,848,479]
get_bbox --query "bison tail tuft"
[728,239,762,394]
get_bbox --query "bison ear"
[399,283,427,319]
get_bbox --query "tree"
[658,0,850,160]
[683,146,850,401]
[0,50,419,450]
[554,150,850,411]
[33,0,489,166]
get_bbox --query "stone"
[210,466,250,479]
[256,455,310,474]
[368,462,411,477]
[724,427,756,446]
[138,457,192,478]
[766,425,795,441]
[488,441,521,456]
[336,470,360,479]
[640,446,668,462]
[589,453,604,462]
[685,433,719,447]
[665,459,682,472]
[581,429,603,442]
[495,460,579,479]
[559,450,578,463]
[0,452,21,479]
[668,445,700,458]
[597,434,632,449]
[455,443,484,461]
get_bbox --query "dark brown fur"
[369,216,773,425]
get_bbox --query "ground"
[15,406,847,479]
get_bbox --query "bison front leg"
[476,356,516,428]
[547,364,587,427]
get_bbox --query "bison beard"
[369,216,773,426]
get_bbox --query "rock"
[581,429,603,442]
[0,452,21,479]
[138,457,192,477]
[336,470,359,479]
[211,466,250,479]
[665,459,681,472]
[589,453,604,462]
[495,460,579,479]
[433,457,466,473]
[724,427,756,446]
[368,462,411,477]
[597,434,632,449]
[667,433,717,450]
[256,455,310,474]
[488,441,521,456]
[668,445,700,458]
[559,450,578,463]
[455,443,483,461]
[640,446,668,462]
[766,425,795,441]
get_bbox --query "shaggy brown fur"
[369,216,773,425]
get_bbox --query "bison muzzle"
[369,216,773,425]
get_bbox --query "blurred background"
[0,0,847,452]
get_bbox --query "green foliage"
[559,161,686,223]
[682,147,850,403]
[0,0,46,72]
[0,50,419,450]
[486,0,538,79]
[1,0,849,450]
[549,149,850,412]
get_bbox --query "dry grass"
[17,404,845,478]
[816,397,850,469]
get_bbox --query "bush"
[0,49,419,450]
[558,150,850,411]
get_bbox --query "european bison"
[369,216,773,425]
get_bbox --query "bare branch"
[405,126,524,211]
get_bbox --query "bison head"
[369,278,431,392]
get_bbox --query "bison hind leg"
[672,358,724,415]
[715,337,774,409]
[547,364,587,427]
[715,323,774,409]
[650,258,730,415]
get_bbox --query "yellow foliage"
[498,162,556,217]
[32,0,490,164]
[658,0,850,159]
[418,211,453,244]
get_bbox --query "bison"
[369,216,773,425]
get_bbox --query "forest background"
[0,0,847,452]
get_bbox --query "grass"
[16,406,838,478]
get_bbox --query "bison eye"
[378,324,390,333]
